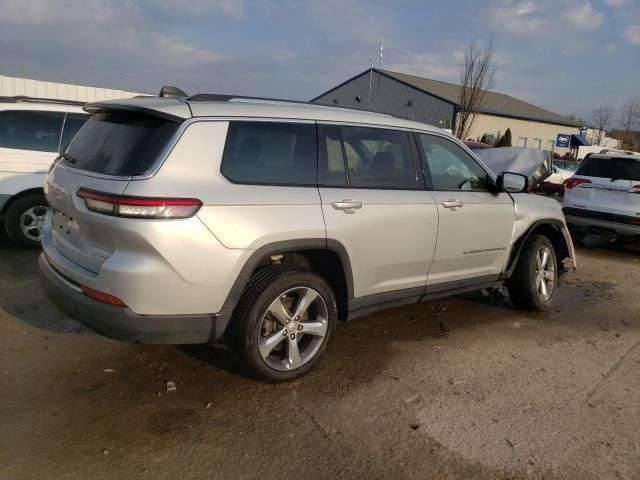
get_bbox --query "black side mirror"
[496,172,528,193]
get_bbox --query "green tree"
[496,128,512,147]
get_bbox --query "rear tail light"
[80,285,127,307]
[564,178,592,190]
[77,189,202,219]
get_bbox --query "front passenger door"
[416,133,515,286]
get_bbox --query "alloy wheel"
[20,206,48,242]
[535,245,555,301]
[258,286,329,371]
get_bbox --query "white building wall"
[462,113,581,153]
[0,75,146,102]
[584,128,619,148]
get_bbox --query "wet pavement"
[1,234,639,479]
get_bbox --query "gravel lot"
[1,234,639,480]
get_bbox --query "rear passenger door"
[416,133,515,286]
[318,124,438,300]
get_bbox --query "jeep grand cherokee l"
[39,94,575,381]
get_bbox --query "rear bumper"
[564,207,640,237]
[39,253,229,344]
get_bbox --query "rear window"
[576,157,640,181]
[0,110,65,152]
[62,111,179,176]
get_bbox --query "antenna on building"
[368,57,374,102]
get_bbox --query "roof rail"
[0,95,85,106]
[186,93,313,106]
[184,91,400,119]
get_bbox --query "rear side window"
[319,125,418,189]
[0,110,65,152]
[62,111,179,176]
[60,113,89,152]
[222,121,317,185]
[576,157,640,181]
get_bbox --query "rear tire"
[508,235,557,311]
[229,265,338,382]
[4,193,48,248]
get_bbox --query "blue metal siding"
[312,71,455,129]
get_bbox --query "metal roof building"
[312,68,584,151]
[0,74,146,103]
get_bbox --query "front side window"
[319,125,418,189]
[517,137,528,147]
[532,138,542,149]
[0,110,65,152]
[418,134,490,191]
[222,121,316,185]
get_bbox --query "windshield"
[576,156,640,181]
[61,111,179,176]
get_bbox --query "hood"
[474,147,553,188]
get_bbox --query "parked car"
[539,161,579,194]
[563,153,640,241]
[39,92,576,381]
[0,98,89,246]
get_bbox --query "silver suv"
[39,93,576,381]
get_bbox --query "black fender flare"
[502,219,573,279]
[221,238,354,312]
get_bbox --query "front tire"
[229,266,338,382]
[508,235,557,311]
[4,193,48,248]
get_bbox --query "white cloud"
[567,1,604,28]
[624,25,640,44]
[485,0,607,41]
[452,50,466,63]
[515,1,537,15]
[386,51,461,83]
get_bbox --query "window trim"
[220,119,319,188]
[316,123,424,191]
[414,131,495,193]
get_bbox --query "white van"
[0,98,89,246]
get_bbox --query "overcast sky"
[0,0,638,123]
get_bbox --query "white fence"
[0,75,146,102]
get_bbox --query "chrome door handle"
[441,199,463,210]
[331,199,363,214]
